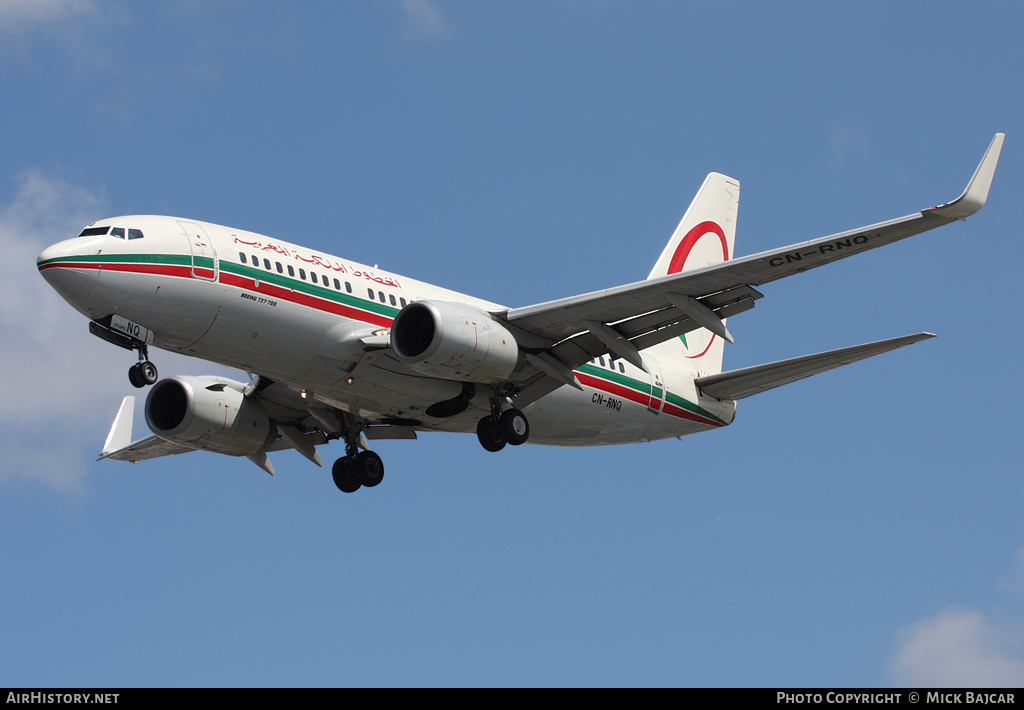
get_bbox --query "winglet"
[99,397,135,459]
[931,133,1004,220]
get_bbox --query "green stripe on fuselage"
[575,361,726,425]
[221,261,399,318]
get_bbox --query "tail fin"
[647,173,740,376]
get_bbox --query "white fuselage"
[37,215,736,445]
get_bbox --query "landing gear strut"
[127,342,158,389]
[476,389,530,452]
[87,318,160,388]
[331,427,385,493]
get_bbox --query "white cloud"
[0,171,109,397]
[890,550,1024,687]
[0,169,244,492]
[401,0,449,39]
[0,438,93,494]
[0,0,128,70]
[0,0,97,32]
[0,170,123,491]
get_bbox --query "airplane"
[36,134,1003,493]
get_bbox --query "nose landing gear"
[87,317,160,388]
[128,358,158,388]
[127,340,158,388]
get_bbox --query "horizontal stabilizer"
[695,333,935,400]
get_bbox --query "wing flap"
[694,333,935,400]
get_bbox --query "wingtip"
[931,132,1004,220]
[99,396,135,459]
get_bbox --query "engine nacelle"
[145,376,276,456]
[390,300,524,383]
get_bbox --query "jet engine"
[390,300,524,383]
[145,376,276,456]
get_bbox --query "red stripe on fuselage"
[41,259,395,329]
[575,371,723,427]
[218,271,394,328]
[575,371,651,409]
[39,261,192,279]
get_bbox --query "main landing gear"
[476,407,530,452]
[331,429,384,494]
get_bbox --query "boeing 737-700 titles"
[37,135,1004,492]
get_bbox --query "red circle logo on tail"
[668,221,728,359]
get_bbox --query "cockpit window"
[110,227,125,239]
[128,229,144,240]
[78,226,110,237]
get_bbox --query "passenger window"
[399,297,407,307]
[264,258,271,270]
[345,282,352,293]
[333,278,340,290]
[367,289,375,300]
[239,252,246,262]
[299,269,306,280]
[110,227,125,240]
[378,291,385,302]
[389,294,396,306]
[598,357,605,367]
[276,262,283,273]
[287,265,295,277]
[322,275,329,286]
[618,362,625,373]
[310,271,317,283]
[128,229,144,240]
[251,255,259,266]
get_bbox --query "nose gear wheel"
[128,360,158,388]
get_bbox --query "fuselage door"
[645,354,667,414]
[178,220,219,281]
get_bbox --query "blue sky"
[2,1,1023,687]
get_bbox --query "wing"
[98,396,198,461]
[97,376,416,475]
[501,133,1003,405]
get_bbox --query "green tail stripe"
[576,362,725,425]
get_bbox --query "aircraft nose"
[37,238,77,276]
[37,239,87,298]
[37,241,66,269]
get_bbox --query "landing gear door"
[178,220,219,281]
[645,355,667,414]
